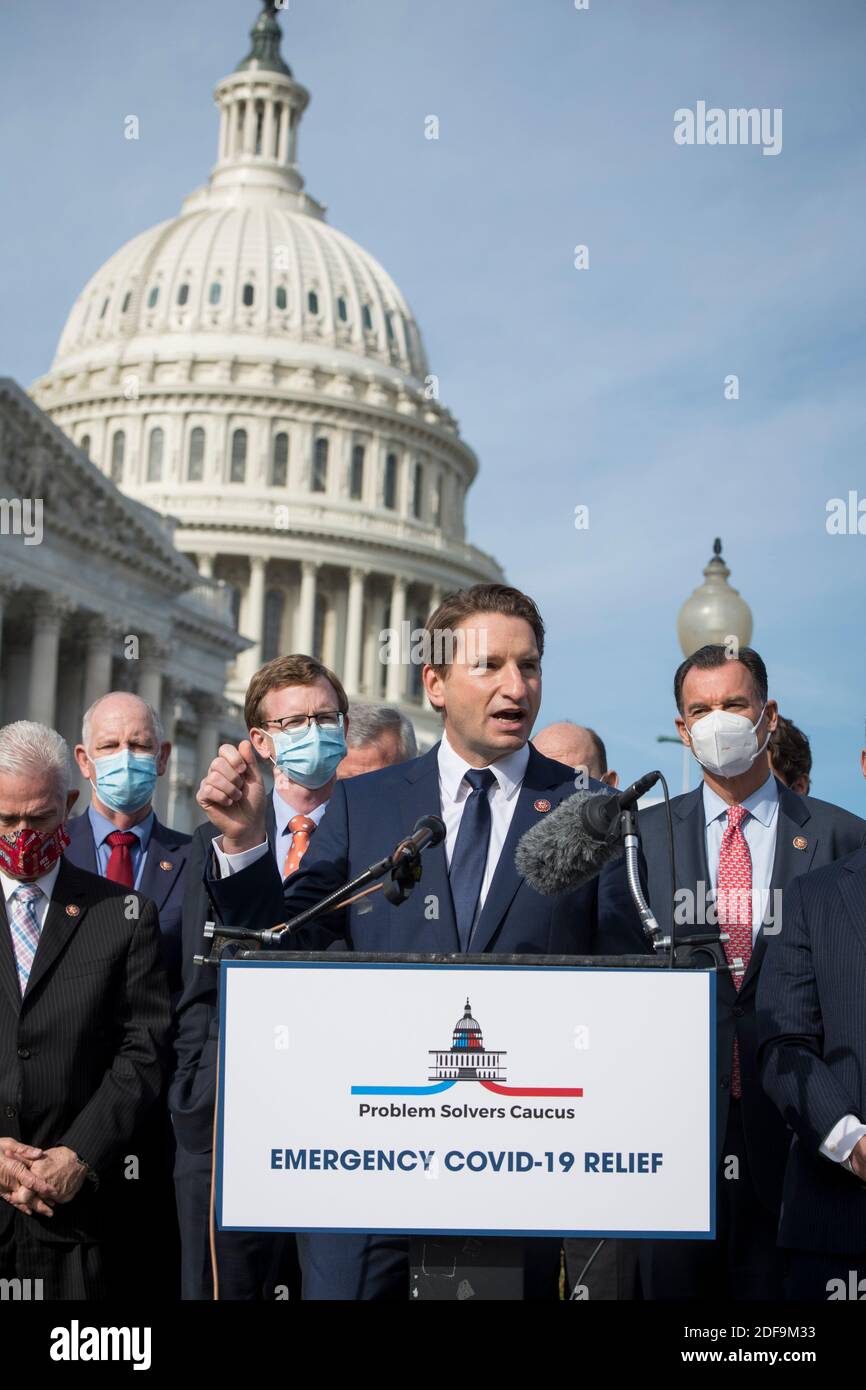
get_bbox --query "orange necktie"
[282,814,316,879]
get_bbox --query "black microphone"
[514,771,661,896]
[391,815,446,863]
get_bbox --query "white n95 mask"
[684,705,769,779]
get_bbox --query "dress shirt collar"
[437,729,530,805]
[272,787,330,840]
[88,803,154,849]
[702,770,779,829]
[0,858,62,908]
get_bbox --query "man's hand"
[26,1147,88,1205]
[195,740,267,853]
[849,1134,866,1180]
[0,1138,58,1217]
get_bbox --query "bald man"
[67,691,191,999]
[532,721,619,789]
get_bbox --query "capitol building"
[6,2,503,828]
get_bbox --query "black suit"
[170,803,300,1300]
[598,776,866,1300]
[758,846,866,1297]
[0,860,170,1299]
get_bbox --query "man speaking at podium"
[195,583,641,1300]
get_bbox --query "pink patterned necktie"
[717,803,752,1099]
[8,883,44,996]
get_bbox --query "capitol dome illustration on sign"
[30,0,503,749]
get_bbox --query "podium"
[216,951,715,1299]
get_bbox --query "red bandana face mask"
[0,825,70,880]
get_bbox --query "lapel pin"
[159,860,173,871]
[65,903,81,917]
[534,799,551,813]
[793,836,808,850]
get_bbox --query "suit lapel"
[23,860,89,1002]
[0,896,21,1013]
[672,786,711,936]
[137,818,184,912]
[399,744,459,951]
[469,747,565,955]
[742,779,814,992]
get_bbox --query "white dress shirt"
[0,859,62,933]
[436,730,529,924]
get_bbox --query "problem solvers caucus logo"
[351,998,583,1099]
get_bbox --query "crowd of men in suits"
[0,580,864,1302]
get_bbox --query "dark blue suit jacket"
[169,802,277,1155]
[64,811,192,999]
[758,846,866,1255]
[597,777,866,1213]
[205,742,645,958]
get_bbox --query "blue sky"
[2,0,865,810]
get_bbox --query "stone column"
[280,107,291,164]
[263,100,276,160]
[343,567,366,695]
[243,94,256,154]
[82,617,115,714]
[28,597,67,727]
[244,555,267,675]
[152,682,178,822]
[194,694,223,793]
[198,553,215,579]
[385,576,408,703]
[138,638,166,714]
[296,560,318,655]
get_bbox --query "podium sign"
[217,958,714,1238]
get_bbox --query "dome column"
[241,555,267,679]
[295,560,318,655]
[343,567,366,695]
[386,575,408,703]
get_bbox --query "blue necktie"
[449,768,496,951]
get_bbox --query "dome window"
[275,286,288,311]
[147,286,159,309]
[385,311,395,342]
[80,434,91,457]
[271,432,289,486]
[110,430,125,483]
[242,283,255,307]
[350,444,365,500]
[121,291,132,313]
[307,290,319,315]
[262,589,285,663]
[147,427,164,481]
[312,437,328,493]
[384,452,398,510]
[208,282,222,306]
[230,429,247,483]
[99,297,110,320]
[337,296,348,322]
[188,427,205,481]
[177,283,190,306]
[362,304,373,331]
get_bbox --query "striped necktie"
[8,883,44,996]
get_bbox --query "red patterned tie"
[717,804,752,1099]
[105,830,138,888]
[282,815,316,879]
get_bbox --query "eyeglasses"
[260,711,344,734]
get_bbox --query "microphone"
[391,815,446,863]
[514,771,661,896]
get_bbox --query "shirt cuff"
[819,1114,866,1170]
[212,837,270,876]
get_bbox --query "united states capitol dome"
[30,1,502,743]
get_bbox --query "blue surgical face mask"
[269,718,347,790]
[92,749,159,813]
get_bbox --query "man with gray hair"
[0,721,170,1299]
[68,691,191,999]
[337,702,418,779]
